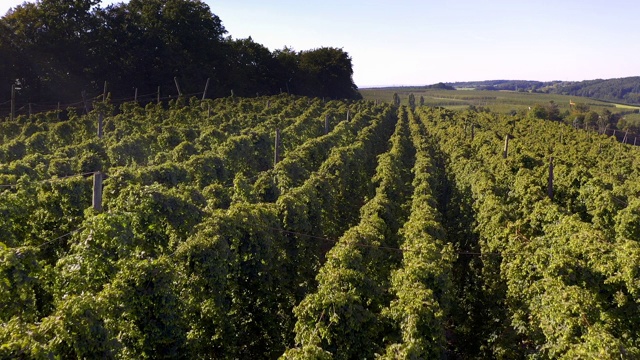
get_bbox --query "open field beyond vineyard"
[361,87,640,114]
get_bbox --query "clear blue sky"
[3,0,639,87]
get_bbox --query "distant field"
[615,103,640,110]
[360,87,640,115]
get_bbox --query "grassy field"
[360,87,640,115]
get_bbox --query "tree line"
[0,0,361,110]
[445,77,640,105]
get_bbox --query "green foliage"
[0,0,361,109]
[286,106,412,357]
[2,95,640,359]
[0,246,42,322]
[380,108,454,358]
[99,257,187,359]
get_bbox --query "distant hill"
[444,77,640,105]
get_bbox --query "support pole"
[623,130,628,144]
[97,113,103,139]
[28,103,32,117]
[157,86,161,104]
[81,91,89,114]
[471,125,475,140]
[174,77,182,96]
[57,102,60,120]
[346,109,350,122]
[274,128,281,166]
[103,81,108,102]
[10,84,15,121]
[92,172,103,212]
[134,88,138,102]
[503,134,509,159]
[202,78,210,101]
[325,115,329,135]
[548,157,554,200]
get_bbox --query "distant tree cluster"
[527,100,630,133]
[549,77,640,104]
[445,78,640,105]
[0,0,361,107]
[423,82,456,90]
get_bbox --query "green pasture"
[360,87,640,115]
[615,103,640,110]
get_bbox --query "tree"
[601,109,613,127]
[96,0,228,97]
[545,100,561,121]
[0,0,361,109]
[573,102,590,114]
[296,47,361,99]
[273,46,299,94]
[408,93,416,110]
[0,0,102,102]
[225,37,279,97]
[393,93,401,106]
[529,104,547,120]
[585,111,599,128]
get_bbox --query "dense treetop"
[0,0,361,111]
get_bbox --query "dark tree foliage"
[295,47,361,100]
[0,0,361,109]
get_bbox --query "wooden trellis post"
[274,129,281,166]
[92,172,103,212]
[548,157,554,200]
[97,113,103,138]
[157,86,161,104]
[202,78,210,100]
[10,84,15,121]
[325,115,329,134]
[174,77,182,96]
[503,134,509,159]
[81,91,89,114]
[103,81,108,102]
[134,88,138,102]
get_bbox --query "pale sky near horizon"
[2,0,638,88]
